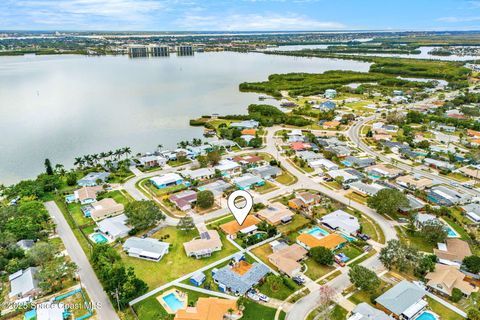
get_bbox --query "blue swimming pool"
[339,233,356,242]
[445,226,458,238]
[305,227,329,238]
[162,293,184,312]
[91,233,108,244]
[416,311,437,320]
[65,194,76,202]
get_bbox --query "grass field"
[306,304,348,320]
[256,275,299,300]
[395,226,434,253]
[277,214,311,235]
[241,299,279,320]
[304,258,335,280]
[426,297,464,320]
[121,226,239,288]
[255,181,279,194]
[275,171,298,185]
[348,281,392,307]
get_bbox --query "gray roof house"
[123,237,169,262]
[16,240,35,251]
[348,303,393,320]
[213,262,269,295]
[9,267,40,299]
[97,214,132,240]
[77,172,110,187]
[320,210,360,235]
[375,280,427,319]
[250,165,282,180]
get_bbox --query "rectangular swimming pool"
[305,227,329,238]
[162,293,184,312]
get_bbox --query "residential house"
[348,303,394,320]
[220,216,261,239]
[35,301,66,320]
[97,214,131,240]
[212,261,269,295]
[268,244,308,277]
[189,271,206,287]
[396,175,433,191]
[458,166,480,180]
[325,145,351,158]
[460,203,480,223]
[323,121,341,129]
[197,180,231,199]
[291,142,311,151]
[230,120,259,129]
[400,195,426,213]
[320,210,360,235]
[174,297,242,320]
[424,158,455,171]
[467,129,480,137]
[123,237,169,262]
[241,129,257,136]
[427,185,472,206]
[232,173,265,190]
[317,101,336,111]
[437,125,456,133]
[184,228,223,259]
[349,181,385,197]
[296,233,347,251]
[288,192,321,210]
[169,190,197,211]
[209,140,236,150]
[425,264,477,298]
[309,158,339,171]
[375,280,427,320]
[74,185,103,204]
[77,172,110,187]
[342,156,375,169]
[250,165,282,180]
[373,133,393,141]
[434,238,472,267]
[324,89,337,99]
[365,164,403,179]
[414,213,439,228]
[138,155,167,168]
[181,168,215,181]
[296,151,323,162]
[150,173,184,189]
[187,145,212,157]
[89,198,124,221]
[9,267,40,300]
[233,155,264,167]
[16,240,35,251]
[257,203,294,225]
[215,160,241,177]
[326,169,360,184]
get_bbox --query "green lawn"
[395,226,434,253]
[256,275,299,300]
[348,281,392,307]
[100,189,133,205]
[167,159,192,167]
[337,244,363,261]
[358,214,384,244]
[67,202,91,226]
[277,214,311,235]
[121,226,239,288]
[241,300,278,320]
[250,243,276,270]
[348,249,377,267]
[141,179,187,197]
[426,296,464,320]
[304,258,335,280]
[132,286,210,320]
[255,181,279,194]
[306,304,348,320]
[275,171,298,186]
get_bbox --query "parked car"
[257,293,269,302]
[357,233,370,241]
[293,275,305,285]
[247,290,260,301]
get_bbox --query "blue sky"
[1,0,480,31]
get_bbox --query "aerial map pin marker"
[228,190,253,225]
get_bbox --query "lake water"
[0,51,370,184]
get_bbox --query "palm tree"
[157,144,163,151]
[99,152,108,162]
[122,147,131,159]
[83,155,93,167]
[107,150,114,159]
[114,149,123,160]
[227,308,234,319]
[74,157,84,169]
[92,153,100,164]
[54,164,65,175]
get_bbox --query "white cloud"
[176,13,345,30]
[437,16,480,22]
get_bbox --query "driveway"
[45,201,119,320]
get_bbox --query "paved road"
[348,115,480,197]
[45,201,120,320]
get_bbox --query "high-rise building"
[150,46,170,57]
[177,45,194,56]
[127,45,148,58]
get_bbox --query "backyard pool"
[65,194,76,203]
[445,226,459,238]
[303,227,329,238]
[416,311,438,320]
[162,293,184,313]
[90,233,108,244]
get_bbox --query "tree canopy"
[367,188,409,216]
[349,265,380,293]
[124,200,165,231]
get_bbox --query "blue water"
[416,311,436,320]
[339,233,356,242]
[306,227,329,238]
[162,293,184,312]
[91,233,108,244]
[65,194,76,202]
[445,227,458,237]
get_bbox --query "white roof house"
[215,160,241,173]
[321,210,360,235]
[181,168,215,180]
[309,159,339,170]
[150,173,184,188]
[9,267,39,299]
[97,214,131,240]
[327,169,359,184]
[36,301,66,320]
[123,237,169,262]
